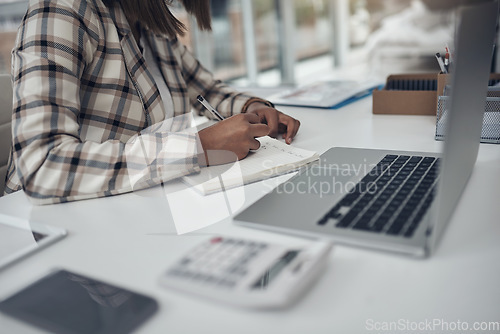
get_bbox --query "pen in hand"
[197,95,225,121]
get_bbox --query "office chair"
[0,74,13,196]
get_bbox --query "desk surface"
[1,97,499,334]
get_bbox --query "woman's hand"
[198,113,270,166]
[245,103,300,144]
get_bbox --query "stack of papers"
[269,80,383,109]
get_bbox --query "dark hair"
[103,0,212,37]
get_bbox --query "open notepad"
[183,137,320,195]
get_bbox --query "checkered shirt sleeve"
[6,0,207,204]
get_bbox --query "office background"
[0,0,485,88]
[0,1,499,333]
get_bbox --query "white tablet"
[0,213,67,271]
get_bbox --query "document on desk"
[269,80,383,109]
[183,136,320,195]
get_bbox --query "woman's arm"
[176,38,300,150]
[11,0,202,204]
[175,38,265,118]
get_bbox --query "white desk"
[1,97,499,334]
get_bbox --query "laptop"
[234,1,498,258]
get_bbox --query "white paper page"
[184,137,319,194]
[240,136,319,171]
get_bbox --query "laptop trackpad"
[235,166,357,229]
[278,166,357,196]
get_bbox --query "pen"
[435,53,447,74]
[197,95,224,121]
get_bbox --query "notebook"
[269,80,383,109]
[183,137,320,195]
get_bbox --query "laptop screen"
[431,0,498,250]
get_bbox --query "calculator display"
[251,250,299,290]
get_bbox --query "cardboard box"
[373,72,500,115]
[373,73,448,115]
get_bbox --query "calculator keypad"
[166,237,270,289]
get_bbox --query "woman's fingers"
[279,115,301,144]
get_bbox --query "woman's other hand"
[198,113,270,166]
[245,103,300,145]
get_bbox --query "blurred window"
[294,0,330,59]
[2,0,458,83]
[0,0,27,74]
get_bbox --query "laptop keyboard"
[317,154,440,238]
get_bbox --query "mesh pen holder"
[435,88,500,144]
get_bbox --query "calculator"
[159,236,332,308]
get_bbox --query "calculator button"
[181,271,195,279]
[247,251,259,258]
[167,237,276,291]
[228,267,247,276]
[217,279,236,288]
[238,256,251,264]
[203,276,218,285]
[179,258,191,266]
[211,237,223,244]
[167,269,182,277]
[192,273,207,281]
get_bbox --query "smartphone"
[0,269,158,334]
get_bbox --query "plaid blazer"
[5,0,263,205]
